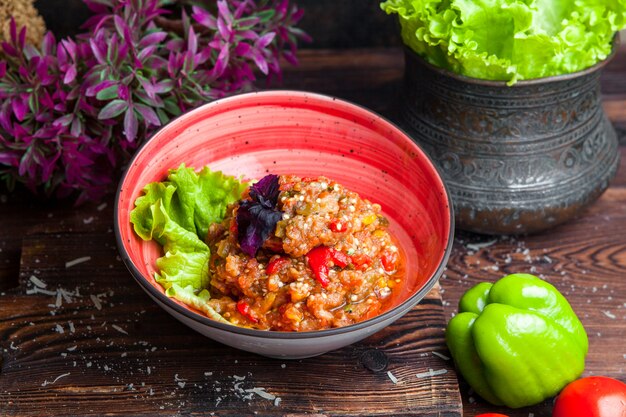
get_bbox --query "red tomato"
[553,376,626,417]
[475,414,509,417]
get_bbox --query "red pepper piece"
[236,300,259,323]
[381,250,398,272]
[305,246,349,287]
[330,249,350,268]
[328,219,344,232]
[266,257,289,275]
[229,218,238,235]
[306,246,331,287]
[350,253,372,271]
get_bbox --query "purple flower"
[0,0,308,203]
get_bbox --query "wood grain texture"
[1,46,626,417]
[0,228,461,416]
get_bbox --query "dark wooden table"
[1,46,625,416]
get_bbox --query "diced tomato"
[330,250,350,268]
[381,250,398,272]
[329,219,344,232]
[236,300,259,323]
[305,246,350,288]
[350,253,372,271]
[266,257,289,275]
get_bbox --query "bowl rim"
[114,89,455,340]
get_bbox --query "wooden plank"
[1,47,625,417]
[0,230,462,416]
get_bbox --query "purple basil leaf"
[98,99,128,120]
[236,200,283,258]
[249,174,280,208]
[235,174,283,256]
[0,62,6,78]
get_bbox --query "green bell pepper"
[446,273,588,408]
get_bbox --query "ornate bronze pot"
[401,41,620,234]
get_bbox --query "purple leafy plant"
[0,0,308,203]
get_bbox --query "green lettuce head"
[381,0,625,83]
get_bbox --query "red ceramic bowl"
[115,90,453,358]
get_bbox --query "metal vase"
[401,43,620,234]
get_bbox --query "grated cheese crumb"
[90,294,102,310]
[29,275,47,288]
[602,310,616,319]
[112,324,128,335]
[416,368,448,379]
[65,256,92,268]
[387,370,398,384]
[432,351,450,361]
[42,373,70,386]
[466,239,497,251]
[55,291,63,308]
[246,387,276,400]
[55,324,64,334]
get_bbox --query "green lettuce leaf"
[167,165,249,239]
[381,0,625,83]
[129,164,247,319]
[155,248,210,291]
[165,284,230,324]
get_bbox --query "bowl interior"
[116,91,452,331]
